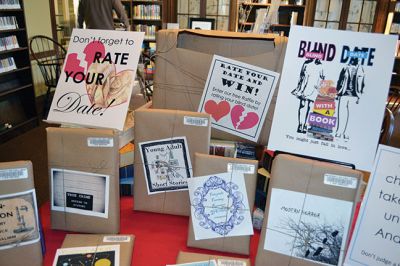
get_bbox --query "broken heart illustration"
[86,62,134,108]
[231,105,259,130]
[204,100,231,122]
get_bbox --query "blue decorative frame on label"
[192,175,246,236]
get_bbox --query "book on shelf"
[0,16,18,30]
[0,56,16,73]
[133,4,160,20]
[135,24,157,40]
[0,35,18,51]
[0,0,20,9]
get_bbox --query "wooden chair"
[29,35,66,117]
[380,107,395,145]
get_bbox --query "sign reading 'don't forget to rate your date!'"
[46,29,144,131]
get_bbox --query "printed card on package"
[51,168,110,218]
[187,172,253,240]
[198,55,280,142]
[53,245,120,266]
[264,188,353,266]
[139,137,192,195]
[344,145,400,266]
[268,26,397,171]
[47,29,144,130]
[0,189,40,250]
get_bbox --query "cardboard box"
[0,161,43,266]
[153,29,287,145]
[187,153,258,255]
[133,109,210,216]
[176,251,250,265]
[255,154,363,266]
[47,127,120,233]
[134,109,211,216]
[58,234,134,266]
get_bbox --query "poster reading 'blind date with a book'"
[47,29,144,131]
[268,26,397,171]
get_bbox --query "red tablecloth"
[40,197,261,266]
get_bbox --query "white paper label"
[184,116,209,127]
[324,174,358,189]
[0,168,28,180]
[87,137,114,147]
[103,235,131,242]
[227,163,255,174]
[217,259,246,266]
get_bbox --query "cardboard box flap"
[187,153,258,255]
[255,154,363,266]
[61,234,134,266]
[134,109,211,216]
[176,251,250,265]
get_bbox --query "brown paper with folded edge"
[153,29,288,145]
[60,234,135,266]
[47,127,120,233]
[133,109,211,216]
[176,251,250,265]
[187,153,258,255]
[0,161,43,266]
[255,154,363,266]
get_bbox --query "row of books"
[0,0,20,9]
[133,4,161,20]
[0,56,16,73]
[135,24,157,40]
[395,2,400,12]
[390,22,400,34]
[0,35,18,51]
[0,16,18,30]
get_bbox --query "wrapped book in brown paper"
[47,127,120,233]
[153,29,287,145]
[54,234,134,266]
[0,161,42,266]
[255,154,363,266]
[175,251,250,265]
[134,109,211,216]
[187,153,258,255]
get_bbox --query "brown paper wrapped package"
[255,154,363,266]
[134,109,211,216]
[176,251,250,265]
[153,29,287,145]
[47,127,120,233]
[60,234,135,266]
[0,161,42,266]
[187,153,258,255]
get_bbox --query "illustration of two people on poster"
[292,50,365,141]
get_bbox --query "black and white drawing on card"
[139,136,192,194]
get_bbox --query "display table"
[40,196,261,266]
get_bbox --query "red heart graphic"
[231,104,259,130]
[204,100,230,122]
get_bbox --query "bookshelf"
[236,0,308,36]
[0,0,38,143]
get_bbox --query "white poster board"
[268,26,397,171]
[198,55,280,142]
[47,29,144,130]
[344,145,400,266]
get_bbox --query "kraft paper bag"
[133,109,211,216]
[176,251,250,265]
[0,161,43,266]
[187,153,258,255]
[153,29,287,145]
[57,234,134,266]
[255,154,363,266]
[47,127,120,233]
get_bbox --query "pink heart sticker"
[231,105,259,130]
[204,100,230,122]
